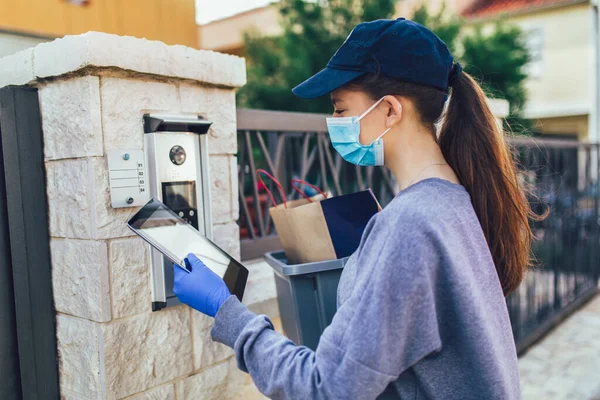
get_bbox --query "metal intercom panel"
[143,114,213,311]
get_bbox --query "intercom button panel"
[107,149,149,208]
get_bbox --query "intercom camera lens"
[169,145,186,165]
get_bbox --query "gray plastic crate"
[265,251,349,351]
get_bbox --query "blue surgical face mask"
[326,97,392,166]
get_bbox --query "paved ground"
[519,293,600,400]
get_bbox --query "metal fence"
[508,138,600,352]
[236,108,600,351]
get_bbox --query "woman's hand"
[173,253,232,317]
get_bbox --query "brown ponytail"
[348,71,541,296]
[439,72,540,296]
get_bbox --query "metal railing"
[508,137,600,352]
[236,108,600,351]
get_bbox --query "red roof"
[462,0,587,19]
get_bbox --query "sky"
[196,0,276,25]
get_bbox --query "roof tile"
[462,0,586,18]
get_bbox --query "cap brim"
[292,67,367,99]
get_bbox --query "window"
[524,27,544,78]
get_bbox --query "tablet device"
[128,198,248,301]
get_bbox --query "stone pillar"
[0,32,268,399]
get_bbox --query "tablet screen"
[128,198,248,300]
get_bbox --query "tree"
[461,22,530,120]
[411,4,461,55]
[412,5,530,127]
[237,0,396,113]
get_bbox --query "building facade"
[463,0,599,140]
[0,0,198,58]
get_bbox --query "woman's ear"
[383,95,402,128]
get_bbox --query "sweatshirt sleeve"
[211,215,443,400]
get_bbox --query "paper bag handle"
[291,179,328,202]
[256,169,287,209]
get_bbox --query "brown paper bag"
[269,193,336,264]
[257,169,380,265]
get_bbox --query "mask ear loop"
[374,127,392,141]
[358,97,386,121]
[358,97,393,144]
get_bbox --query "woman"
[174,18,536,399]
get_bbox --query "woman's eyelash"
[334,110,345,114]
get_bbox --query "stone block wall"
[0,32,276,400]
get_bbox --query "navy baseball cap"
[292,18,458,99]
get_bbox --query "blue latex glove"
[173,253,232,317]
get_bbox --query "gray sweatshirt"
[211,178,521,399]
